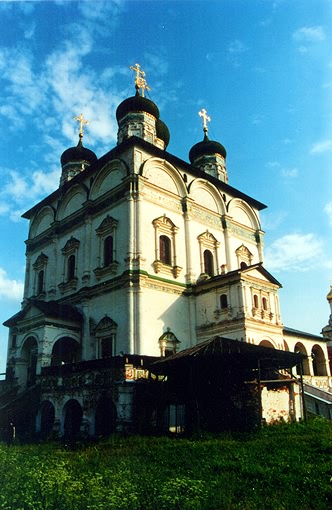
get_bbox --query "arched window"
[204,249,214,277]
[220,294,228,309]
[262,297,267,310]
[67,254,76,281]
[253,294,259,308]
[159,235,172,265]
[103,235,114,266]
[240,261,247,269]
[37,270,44,294]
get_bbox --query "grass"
[0,418,331,510]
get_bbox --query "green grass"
[0,418,331,510]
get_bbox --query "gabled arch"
[29,205,55,238]
[56,184,88,221]
[90,159,128,200]
[228,198,261,230]
[142,157,187,197]
[188,179,226,215]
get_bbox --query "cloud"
[0,267,24,302]
[292,26,326,43]
[266,161,298,178]
[310,140,332,154]
[324,202,332,227]
[228,39,248,54]
[0,166,60,220]
[264,233,323,272]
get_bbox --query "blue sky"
[0,0,331,373]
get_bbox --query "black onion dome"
[189,134,227,164]
[61,138,97,168]
[116,88,160,122]
[156,118,170,148]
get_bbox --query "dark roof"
[195,263,282,290]
[152,336,304,373]
[283,326,325,342]
[3,299,83,328]
[116,90,160,121]
[61,138,97,168]
[189,134,227,162]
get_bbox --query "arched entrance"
[51,337,80,366]
[21,336,38,386]
[311,345,327,376]
[259,340,275,349]
[95,396,117,437]
[294,342,310,375]
[39,401,55,439]
[63,399,83,440]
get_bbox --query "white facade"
[3,85,331,437]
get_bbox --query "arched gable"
[30,206,55,238]
[228,198,261,230]
[141,158,187,197]
[90,159,128,200]
[188,179,226,215]
[57,184,87,221]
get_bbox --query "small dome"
[61,138,97,168]
[189,134,227,164]
[116,88,160,122]
[156,118,170,148]
[327,286,332,301]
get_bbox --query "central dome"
[116,88,160,122]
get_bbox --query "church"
[1,65,331,440]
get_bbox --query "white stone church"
[1,66,331,440]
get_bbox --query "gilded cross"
[130,63,151,97]
[74,113,89,138]
[198,108,211,133]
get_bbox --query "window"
[236,244,253,269]
[32,253,48,297]
[203,249,214,276]
[220,294,228,309]
[253,294,259,308]
[67,254,76,281]
[37,270,44,294]
[93,316,117,359]
[94,216,119,279]
[158,329,180,357]
[103,235,114,266]
[59,237,80,293]
[262,297,267,310]
[101,337,114,358]
[197,231,220,279]
[152,215,182,278]
[159,235,171,265]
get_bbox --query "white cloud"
[292,26,326,43]
[310,140,332,154]
[0,267,23,302]
[324,202,332,227]
[264,233,323,272]
[228,39,248,54]
[280,167,298,178]
[266,161,298,178]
